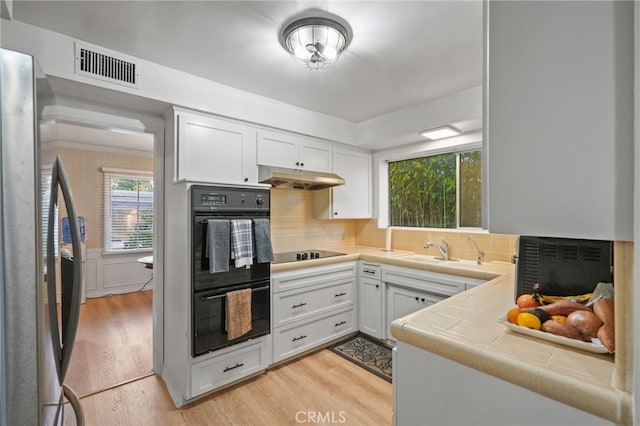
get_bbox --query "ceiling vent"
[74,42,139,89]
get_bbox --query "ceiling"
[10,0,483,125]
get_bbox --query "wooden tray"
[498,317,610,354]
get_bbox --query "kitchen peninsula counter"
[271,246,628,423]
[389,262,629,424]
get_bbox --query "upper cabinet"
[313,147,372,219]
[174,109,258,184]
[484,1,633,241]
[257,129,332,173]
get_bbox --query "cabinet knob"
[375,284,379,289]
[300,162,304,167]
[244,177,248,182]
[295,162,300,166]
[334,212,338,216]
[421,298,426,303]
[415,297,419,301]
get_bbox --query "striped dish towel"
[231,219,253,268]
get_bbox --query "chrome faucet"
[424,238,449,260]
[468,235,485,264]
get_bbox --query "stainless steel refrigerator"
[0,48,84,424]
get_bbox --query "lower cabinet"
[359,262,383,339]
[381,264,484,341]
[386,285,445,340]
[189,335,271,399]
[271,262,358,363]
[273,307,356,363]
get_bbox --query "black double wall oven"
[191,185,271,357]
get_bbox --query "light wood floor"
[65,291,392,425]
[65,291,154,397]
[75,349,392,426]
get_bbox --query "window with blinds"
[103,168,153,252]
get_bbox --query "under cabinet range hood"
[258,166,345,190]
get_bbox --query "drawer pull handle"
[292,335,307,342]
[364,270,375,275]
[292,302,307,309]
[223,363,244,373]
[334,292,347,298]
[335,321,347,327]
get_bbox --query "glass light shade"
[282,17,348,70]
[420,125,462,140]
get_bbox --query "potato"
[541,320,590,342]
[566,310,603,338]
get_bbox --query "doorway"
[41,118,163,397]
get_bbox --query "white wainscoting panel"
[85,248,153,298]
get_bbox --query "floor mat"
[329,334,392,382]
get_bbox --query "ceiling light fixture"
[420,125,462,140]
[280,16,350,70]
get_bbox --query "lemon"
[517,312,542,330]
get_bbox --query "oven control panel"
[191,185,270,212]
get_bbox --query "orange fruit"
[507,307,521,324]
[516,294,541,309]
[517,312,542,330]
[551,315,567,323]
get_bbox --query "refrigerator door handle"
[55,155,83,382]
[46,157,63,381]
[46,155,84,384]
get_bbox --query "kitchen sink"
[400,254,480,267]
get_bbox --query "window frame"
[102,167,154,254]
[376,136,483,231]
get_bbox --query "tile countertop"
[270,246,630,423]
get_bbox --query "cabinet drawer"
[273,307,355,363]
[359,262,381,280]
[272,262,357,293]
[190,338,269,398]
[273,279,355,327]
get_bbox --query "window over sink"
[388,149,482,228]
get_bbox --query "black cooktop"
[272,249,346,264]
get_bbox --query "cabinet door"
[386,286,444,340]
[359,277,382,338]
[331,148,371,218]
[485,0,633,240]
[256,130,298,169]
[298,138,332,173]
[176,113,257,184]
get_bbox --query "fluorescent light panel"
[420,125,461,140]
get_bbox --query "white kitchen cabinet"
[271,262,357,363]
[257,129,332,173]
[273,306,356,364]
[358,262,383,339]
[174,108,257,184]
[386,285,444,341]
[313,147,372,219]
[381,264,478,341]
[394,341,607,425]
[484,1,633,241]
[189,336,270,399]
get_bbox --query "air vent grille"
[515,236,612,300]
[74,42,139,88]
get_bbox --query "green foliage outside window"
[389,150,482,228]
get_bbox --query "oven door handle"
[198,284,270,301]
